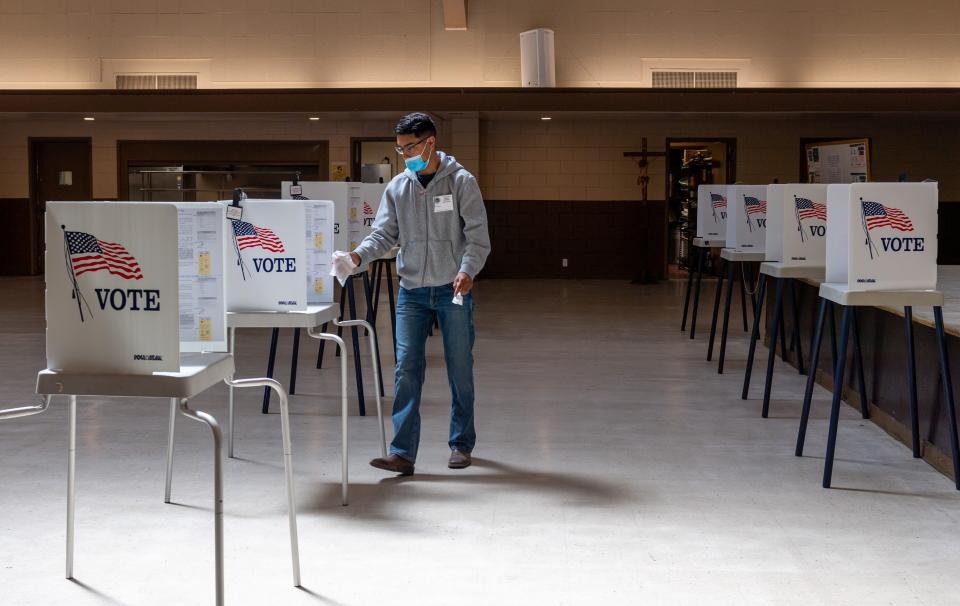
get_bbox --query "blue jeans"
[390,283,476,463]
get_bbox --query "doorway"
[29,138,93,274]
[351,137,401,183]
[665,138,736,274]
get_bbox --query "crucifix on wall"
[623,138,666,201]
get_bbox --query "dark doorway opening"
[665,138,736,275]
[28,138,93,275]
[351,137,400,183]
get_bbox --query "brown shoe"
[448,450,472,469]
[370,454,414,476]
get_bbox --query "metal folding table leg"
[316,322,329,369]
[689,245,706,340]
[66,394,76,579]
[933,306,960,491]
[346,276,367,416]
[289,328,301,395]
[717,259,736,374]
[262,327,280,414]
[741,273,767,400]
[851,309,870,419]
[823,306,854,489]
[176,398,225,605]
[904,306,921,458]
[796,297,828,457]
[790,279,805,375]
[739,263,749,332]
[386,260,398,361]
[707,258,726,361]
[165,397,176,502]
[762,278,785,418]
[681,247,697,332]
[362,270,385,398]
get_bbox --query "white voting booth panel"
[46,202,228,374]
[223,199,307,312]
[176,203,228,352]
[696,185,728,239]
[282,181,387,253]
[726,185,768,253]
[826,182,938,291]
[765,184,829,266]
[304,200,335,304]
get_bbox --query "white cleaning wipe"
[330,251,356,286]
[452,293,464,306]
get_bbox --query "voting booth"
[726,185,768,252]
[281,181,387,253]
[696,184,728,240]
[765,184,829,267]
[222,199,307,312]
[45,201,228,374]
[826,182,938,291]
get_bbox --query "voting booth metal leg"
[761,278,785,418]
[66,394,76,579]
[851,310,870,420]
[289,328,301,396]
[361,270,385,398]
[345,277,367,416]
[227,328,237,458]
[308,324,388,505]
[335,294,346,357]
[165,398,177,502]
[790,280,805,375]
[681,247,697,332]
[316,322,329,369]
[823,306,854,489]
[707,258,726,361]
[933,307,960,491]
[175,398,225,604]
[689,246,706,340]
[386,260,398,361]
[717,260,736,374]
[741,273,767,400]
[904,307,921,458]
[739,264,750,333]
[797,297,828,457]
[262,328,280,414]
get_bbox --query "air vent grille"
[652,71,737,89]
[116,73,198,90]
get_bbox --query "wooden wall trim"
[3,88,960,114]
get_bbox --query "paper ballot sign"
[177,203,227,352]
[224,199,307,311]
[825,182,937,291]
[766,184,828,266]
[726,185,768,252]
[304,200,335,303]
[46,202,180,373]
[696,185,728,239]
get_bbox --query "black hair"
[395,112,437,139]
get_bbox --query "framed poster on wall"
[803,138,871,184]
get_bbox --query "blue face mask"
[404,140,433,173]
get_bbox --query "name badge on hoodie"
[433,194,454,213]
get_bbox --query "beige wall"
[1,113,959,201]
[1,0,959,88]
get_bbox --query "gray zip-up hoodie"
[354,151,491,290]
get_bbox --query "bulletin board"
[804,138,871,184]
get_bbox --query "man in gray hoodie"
[349,113,491,476]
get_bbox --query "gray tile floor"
[1,276,958,605]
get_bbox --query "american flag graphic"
[862,201,914,232]
[65,231,143,280]
[711,193,727,209]
[744,196,767,215]
[232,220,285,253]
[795,197,827,221]
[362,201,374,215]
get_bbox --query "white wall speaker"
[520,28,556,88]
